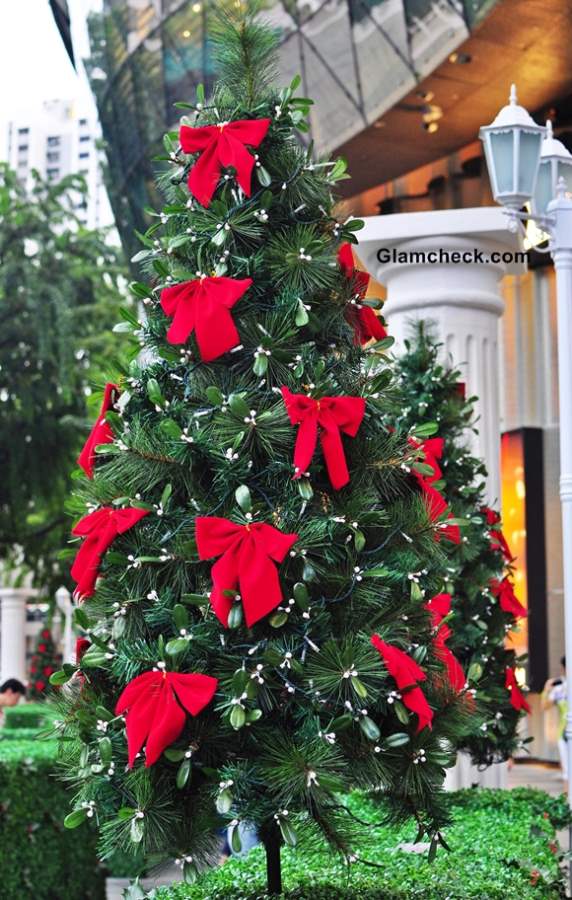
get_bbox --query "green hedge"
[3,702,57,730]
[0,726,43,741]
[157,789,567,900]
[0,738,105,899]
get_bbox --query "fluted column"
[0,588,28,683]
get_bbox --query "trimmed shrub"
[3,702,56,731]
[157,789,567,900]
[0,738,104,899]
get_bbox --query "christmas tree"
[29,627,61,700]
[54,8,470,892]
[394,322,530,766]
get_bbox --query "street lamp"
[481,86,572,882]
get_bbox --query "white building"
[5,97,113,229]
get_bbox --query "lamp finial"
[546,119,554,138]
[509,84,517,105]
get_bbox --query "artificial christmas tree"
[29,627,61,700]
[54,8,470,891]
[394,322,529,766]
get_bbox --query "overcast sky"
[0,0,99,152]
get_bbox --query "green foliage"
[0,163,129,592]
[3,701,56,731]
[394,322,527,764]
[57,4,469,886]
[0,737,104,900]
[28,627,62,699]
[154,788,567,899]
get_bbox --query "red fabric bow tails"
[490,576,527,618]
[116,670,218,767]
[281,387,366,490]
[71,507,149,599]
[482,506,513,561]
[409,436,444,487]
[75,638,91,665]
[371,635,433,732]
[195,517,299,627]
[505,666,531,713]
[425,594,465,692]
[423,484,461,544]
[337,243,387,345]
[180,118,271,207]
[160,275,252,362]
[77,382,119,478]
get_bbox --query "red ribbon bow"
[490,577,527,618]
[161,275,252,362]
[482,506,513,561]
[371,635,433,732]
[75,638,91,665]
[281,387,365,490]
[195,517,299,627]
[425,593,465,692]
[338,243,387,346]
[71,507,149,599]
[116,670,218,767]
[505,666,530,713]
[77,382,119,478]
[422,484,461,544]
[180,118,271,207]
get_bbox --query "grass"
[156,788,568,899]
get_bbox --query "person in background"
[542,657,567,784]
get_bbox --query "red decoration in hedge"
[337,242,387,345]
[505,666,530,713]
[425,593,465,692]
[160,275,252,362]
[77,383,119,478]
[195,517,298,627]
[28,628,61,700]
[71,507,149,599]
[371,635,433,732]
[490,576,527,618]
[116,670,218,767]
[281,387,365,490]
[180,118,271,207]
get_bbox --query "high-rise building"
[5,97,113,229]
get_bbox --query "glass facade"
[84,0,498,256]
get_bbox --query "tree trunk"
[263,824,282,895]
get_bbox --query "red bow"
[77,383,119,478]
[409,436,444,487]
[482,506,513,561]
[422,484,461,544]
[161,275,252,362]
[75,638,91,665]
[338,243,387,346]
[454,382,466,400]
[180,118,271,207]
[371,635,433,732]
[425,594,465,692]
[116,670,218,767]
[281,387,365,490]
[490,577,527,618]
[71,507,149,599]
[505,667,530,713]
[195,517,299,627]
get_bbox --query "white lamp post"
[481,86,572,877]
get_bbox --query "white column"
[0,588,29,683]
[55,586,74,665]
[357,207,526,506]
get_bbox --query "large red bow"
[161,275,252,362]
[338,243,387,346]
[422,484,461,544]
[77,383,119,478]
[409,436,444,487]
[482,506,513,561]
[71,507,149,599]
[195,517,299,627]
[490,577,527,618]
[425,593,465,692]
[281,387,365,490]
[371,635,433,732]
[505,667,530,713]
[116,670,218,767]
[180,118,271,207]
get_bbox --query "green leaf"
[293,582,309,610]
[235,484,252,513]
[295,299,309,326]
[352,678,368,699]
[393,701,410,725]
[64,809,88,829]
[176,758,192,789]
[130,816,144,844]
[99,736,112,766]
[410,581,423,603]
[73,607,91,629]
[206,386,224,406]
[146,377,163,406]
[278,816,298,847]
[117,807,136,820]
[467,661,483,682]
[269,611,288,628]
[385,732,410,747]
[228,604,243,629]
[166,638,189,656]
[164,748,185,762]
[354,529,366,551]
[229,822,242,853]
[412,422,438,438]
[228,393,250,418]
[245,709,263,724]
[216,788,233,814]
[49,668,74,686]
[230,705,246,730]
[160,483,172,508]
[181,593,209,607]
[297,478,313,500]
[253,352,268,376]
[344,219,364,231]
[256,166,271,187]
[173,603,189,630]
[363,566,389,578]
[359,716,381,741]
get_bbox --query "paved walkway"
[508,760,566,796]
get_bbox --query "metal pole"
[549,186,572,894]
